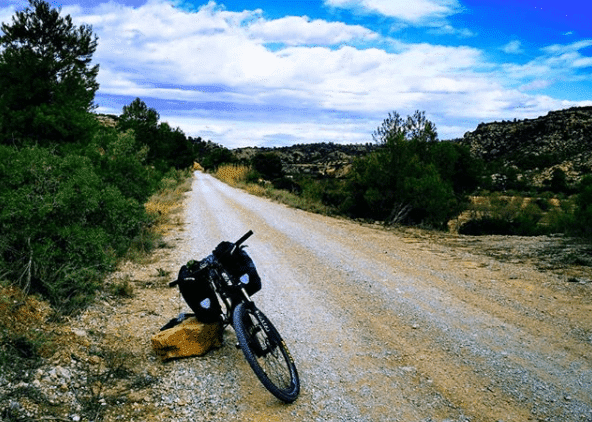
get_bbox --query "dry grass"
[244,183,268,197]
[144,171,193,234]
[0,285,52,340]
[214,164,251,186]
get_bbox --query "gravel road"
[12,170,587,422]
[137,171,590,422]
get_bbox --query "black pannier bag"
[175,242,261,323]
[175,262,221,323]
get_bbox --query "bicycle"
[169,230,300,403]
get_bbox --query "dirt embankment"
[2,171,591,422]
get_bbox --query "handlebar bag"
[213,242,262,296]
[176,262,222,323]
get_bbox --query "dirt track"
[71,171,592,421]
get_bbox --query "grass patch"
[213,164,333,215]
[108,276,134,298]
[214,164,252,186]
[0,282,55,375]
[76,347,142,422]
[143,169,193,238]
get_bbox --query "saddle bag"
[175,262,222,323]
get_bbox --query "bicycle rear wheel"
[233,302,300,403]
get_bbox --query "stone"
[151,317,222,361]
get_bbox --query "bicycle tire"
[233,302,300,403]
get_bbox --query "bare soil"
[4,171,591,422]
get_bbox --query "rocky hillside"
[458,106,592,185]
[234,107,592,185]
[234,142,376,177]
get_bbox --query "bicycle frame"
[205,258,253,326]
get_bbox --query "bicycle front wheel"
[233,302,300,403]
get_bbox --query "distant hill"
[234,107,592,187]
[234,142,376,178]
[458,106,592,186]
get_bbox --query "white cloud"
[543,40,592,54]
[502,40,523,54]
[520,79,551,91]
[503,40,592,85]
[428,24,475,38]
[324,0,461,23]
[248,15,378,46]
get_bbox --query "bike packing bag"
[175,262,222,323]
[213,241,262,296]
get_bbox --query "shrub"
[0,145,149,313]
[251,152,284,180]
[0,283,54,372]
[573,175,592,238]
[88,127,156,203]
[459,195,562,236]
[343,125,460,227]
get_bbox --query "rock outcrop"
[458,106,592,185]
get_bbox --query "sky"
[1,0,591,148]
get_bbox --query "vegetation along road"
[68,171,592,421]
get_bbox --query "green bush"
[0,3,199,317]
[458,194,569,236]
[251,152,284,180]
[117,98,195,172]
[200,146,236,170]
[573,175,592,238]
[88,127,157,203]
[0,145,149,313]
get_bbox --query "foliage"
[296,177,347,209]
[88,126,156,203]
[118,98,194,172]
[372,110,437,144]
[0,0,99,146]
[0,3,204,319]
[0,283,52,373]
[573,175,592,238]
[215,164,252,186]
[142,168,193,242]
[545,168,570,194]
[0,145,149,312]
[460,196,545,236]
[251,152,284,180]
[341,111,477,228]
[192,137,237,171]
[458,194,578,236]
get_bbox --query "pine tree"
[0,0,99,146]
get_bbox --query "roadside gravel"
[3,171,591,422]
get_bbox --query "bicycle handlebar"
[234,230,253,249]
[169,230,254,287]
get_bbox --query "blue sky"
[1,0,591,147]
